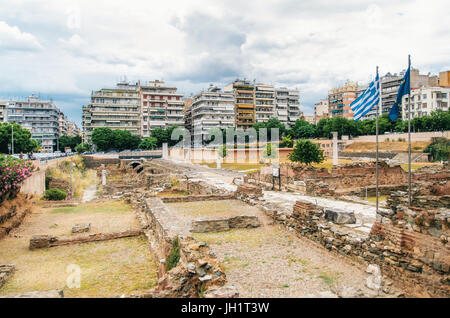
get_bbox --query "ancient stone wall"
[128,193,238,298]
[29,230,143,250]
[245,162,408,197]
[259,197,449,297]
[0,194,33,239]
[0,265,15,289]
[191,216,260,233]
[82,156,120,168]
[47,177,70,193]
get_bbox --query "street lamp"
[70,162,76,200]
[11,124,14,155]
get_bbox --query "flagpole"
[407,55,412,206]
[376,66,381,214]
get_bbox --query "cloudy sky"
[0,0,449,126]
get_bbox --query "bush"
[289,139,324,165]
[43,188,67,201]
[0,155,34,198]
[425,138,450,162]
[165,237,180,271]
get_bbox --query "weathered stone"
[71,223,91,234]
[324,208,356,224]
[0,290,64,298]
[0,264,15,289]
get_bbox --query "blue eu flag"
[389,66,410,121]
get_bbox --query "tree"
[280,135,293,148]
[91,127,114,151]
[218,145,228,158]
[252,122,266,140]
[151,127,169,147]
[289,139,324,165]
[265,118,286,140]
[430,110,450,131]
[289,119,312,139]
[139,137,158,150]
[59,135,82,151]
[74,142,91,154]
[166,125,183,146]
[262,143,278,161]
[425,137,450,162]
[0,123,39,154]
[111,130,141,151]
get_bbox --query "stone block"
[324,208,356,224]
[72,223,91,234]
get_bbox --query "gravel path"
[82,185,97,203]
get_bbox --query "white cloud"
[0,21,42,51]
[0,0,449,122]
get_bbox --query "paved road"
[167,159,379,233]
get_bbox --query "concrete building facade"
[0,100,6,122]
[314,98,329,123]
[6,95,61,151]
[82,82,141,142]
[328,80,359,119]
[402,86,450,120]
[140,80,184,137]
[255,83,275,124]
[439,71,450,87]
[187,85,235,144]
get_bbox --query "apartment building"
[402,86,450,120]
[314,98,329,123]
[255,83,275,124]
[187,85,234,144]
[440,71,450,87]
[276,87,302,127]
[140,80,184,137]
[67,121,81,137]
[0,100,6,122]
[6,95,61,151]
[225,79,255,129]
[59,113,69,136]
[82,82,141,142]
[362,68,442,120]
[328,80,359,119]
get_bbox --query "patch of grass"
[400,162,441,172]
[193,161,263,171]
[280,284,290,288]
[312,159,354,172]
[165,237,180,271]
[317,271,341,286]
[286,254,308,267]
[50,201,131,214]
[366,195,387,203]
[0,236,158,298]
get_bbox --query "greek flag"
[351,73,380,122]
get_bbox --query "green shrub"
[45,177,52,190]
[165,237,180,271]
[43,188,67,201]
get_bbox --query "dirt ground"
[167,199,261,220]
[167,200,389,297]
[0,201,158,297]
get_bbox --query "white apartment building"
[6,95,61,151]
[0,100,6,122]
[314,98,329,123]
[187,85,235,145]
[275,87,302,127]
[82,82,141,142]
[402,86,450,120]
[255,83,275,123]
